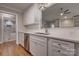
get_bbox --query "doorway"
[0,12,17,43]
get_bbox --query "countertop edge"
[28,33,79,44]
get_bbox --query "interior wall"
[18,13,25,45]
[18,13,25,32]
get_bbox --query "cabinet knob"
[58,43,61,45]
[57,50,61,52]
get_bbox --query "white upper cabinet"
[23,4,42,25]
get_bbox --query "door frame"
[0,10,19,44]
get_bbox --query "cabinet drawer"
[30,39,46,47]
[48,46,75,56]
[60,44,75,52]
[60,48,75,56]
[50,39,75,50]
[48,46,61,56]
[30,35,47,43]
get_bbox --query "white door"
[0,12,18,44]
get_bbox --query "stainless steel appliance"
[24,33,30,51]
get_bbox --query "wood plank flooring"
[0,41,31,56]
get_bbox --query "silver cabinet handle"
[58,43,61,45]
[57,50,61,53]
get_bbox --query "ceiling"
[43,3,79,21]
[0,3,33,13]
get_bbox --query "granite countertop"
[27,32,79,43]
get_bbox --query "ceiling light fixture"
[60,8,71,16]
[60,13,64,16]
[39,3,48,10]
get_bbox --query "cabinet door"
[48,39,60,56]
[48,46,61,56]
[23,4,41,25]
[30,40,38,56]
[75,43,79,56]
[23,5,35,25]
[30,35,47,56]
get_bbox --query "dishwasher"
[24,33,30,51]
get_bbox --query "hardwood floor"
[0,41,31,56]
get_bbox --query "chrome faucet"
[45,28,49,34]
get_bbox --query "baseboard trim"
[19,44,33,56]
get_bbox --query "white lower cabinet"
[48,39,75,56]
[29,35,77,56]
[30,35,47,56]
[75,44,79,56]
